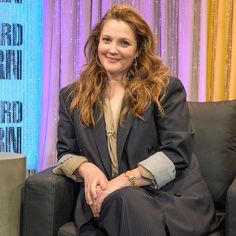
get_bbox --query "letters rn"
[0,101,22,153]
[0,23,23,80]
[0,101,22,123]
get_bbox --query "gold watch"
[125,170,136,186]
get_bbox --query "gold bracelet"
[125,170,136,186]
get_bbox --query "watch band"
[125,170,136,186]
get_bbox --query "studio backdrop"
[0,0,42,173]
[1,0,236,172]
[38,0,236,170]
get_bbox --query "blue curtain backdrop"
[0,0,42,172]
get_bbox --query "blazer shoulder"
[60,81,77,100]
[165,76,186,96]
[167,76,185,90]
[160,76,187,106]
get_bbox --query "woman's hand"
[77,162,108,207]
[91,176,124,217]
[91,167,152,217]
[91,172,134,217]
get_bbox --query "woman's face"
[98,19,138,79]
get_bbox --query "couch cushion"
[58,222,77,236]
[207,230,225,236]
[188,100,236,210]
[21,167,77,236]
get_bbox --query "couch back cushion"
[188,100,236,210]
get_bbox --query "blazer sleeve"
[138,77,194,188]
[57,87,85,162]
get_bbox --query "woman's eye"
[120,40,130,47]
[102,38,111,43]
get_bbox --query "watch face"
[126,170,135,178]
[125,171,136,186]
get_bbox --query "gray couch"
[21,100,236,236]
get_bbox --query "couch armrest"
[21,167,79,236]
[226,177,236,236]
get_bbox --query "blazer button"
[174,193,181,197]
[147,146,154,154]
[79,148,84,155]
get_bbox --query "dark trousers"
[79,187,168,236]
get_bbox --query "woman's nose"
[108,43,118,54]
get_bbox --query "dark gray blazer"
[57,77,217,235]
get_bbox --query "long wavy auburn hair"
[69,4,169,127]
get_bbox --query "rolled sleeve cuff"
[138,151,176,188]
[53,154,88,181]
[138,165,158,188]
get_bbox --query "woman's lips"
[105,56,120,62]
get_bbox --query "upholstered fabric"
[21,167,79,236]
[207,230,225,236]
[58,222,77,236]
[226,177,236,236]
[188,100,236,210]
[0,152,26,236]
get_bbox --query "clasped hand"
[78,162,122,217]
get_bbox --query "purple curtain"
[38,0,102,170]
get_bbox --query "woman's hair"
[70,4,169,126]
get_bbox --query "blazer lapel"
[92,114,112,179]
[117,111,135,163]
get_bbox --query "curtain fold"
[229,1,236,99]
[38,0,61,169]
[207,0,218,101]
[213,0,227,100]
[38,0,236,170]
[213,0,231,100]
[60,0,77,88]
[207,0,235,101]
[190,0,201,101]
[178,0,194,99]
[199,0,207,101]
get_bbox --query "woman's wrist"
[125,170,136,186]
[123,167,152,187]
[76,161,91,178]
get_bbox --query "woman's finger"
[90,179,99,200]
[99,177,108,190]
[90,204,97,217]
[85,182,93,205]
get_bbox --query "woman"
[54,4,218,236]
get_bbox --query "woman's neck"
[106,78,125,100]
